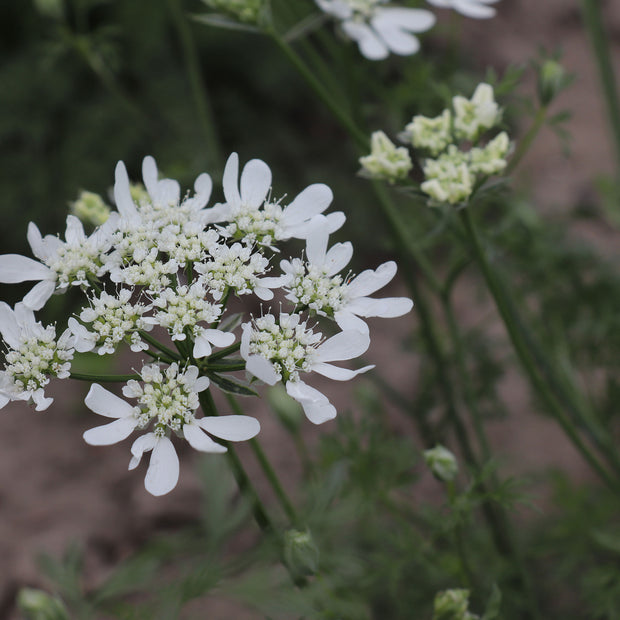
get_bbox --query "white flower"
[240,313,374,424]
[83,363,260,495]
[0,214,118,310]
[205,153,344,247]
[359,131,413,183]
[316,0,435,60]
[452,83,501,141]
[0,302,75,411]
[426,0,498,19]
[280,219,413,333]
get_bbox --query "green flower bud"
[284,529,320,579]
[404,109,453,156]
[469,132,510,176]
[433,589,478,620]
[359,131,413,184]
[69,191,111,226]
[129,182,150,205]
[202,0,265,24]
[453,83,501,141]
[424,445,459,482]
[537,58,569,106]
[422,148,473,206]
[17,588,69,620]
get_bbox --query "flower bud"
[284,528,320,579]
[537,58,569,106]
[33,0,64,19]
[424,445,458,482]
[202,0,265,24]
[433,589,477,620]
[70,191,111,226]
[17,588,69,620]
[359,131,413,184]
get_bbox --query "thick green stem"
[581,0,620,172]
[139,330,182,361]
[70,372,139,382]
[505,105,548,175]
[226,393,299,525]
[460,208,620,493]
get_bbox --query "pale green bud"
[33,0,64,19]
[203,0,264,24]
[433,589,478,620]
[17,588,69,620]
[453,83,501,141]
[129,182,150,205]
[537,59,569,106]
[469,132,510,175]
[422,149,473,206]
[404,109,453,156]
[70,191,111,226]
[284,529,320,579]
[359,131,413,184]
[424,444,459,482]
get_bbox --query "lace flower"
[316,0,435,60]
[241,313,373,424]
[83,363,260,495]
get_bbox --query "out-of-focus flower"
[359,130,413,183]
[426,0,499,19]
[403,109,453,157]
[453,83,501,141]
[424,444,459,482]
[316,0,436,60]
[70,190,111,227]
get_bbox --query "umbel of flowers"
[0,153,413,495]
[359,83,511,205]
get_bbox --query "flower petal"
[312,362,375,381]
[240,159,272,208]
[113,161,138,219]
[454,0,496,18]
[375,8,436,33]
[199,415,260,441]
[64,215,86,246]
[193,172,213,208]
[316,330,370,362]
[85,383,136,419]
[27,222,50,261]
[341,21,389,60]
[193,334,213,358]
[0,302,20,349]
[324,242,353,276]
[203,328,236,348]
[22,280,56,311]
[83,416,138,445]
[183,422,227,453]
[144,436,180,496]
[281,184,334,227]
[222,153,241,207]
[305,220,330,266]
[0,254,53,283]
[286,380,337,424]
[346,296,414,318]
[128,433,157,470]
[347,261,397,297]
[334,311,369,334]
[245,354,280,385]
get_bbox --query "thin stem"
[505,105,548,175]
[581,0,620,172]
[168,0,223,171]
[460,208,620,493]
[70,372,139,382]
[226,393,299,525]
[208,341,241,361]
[139,330,182,361]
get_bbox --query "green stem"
[460,208,619,493]
[208,341,241,361]
[139,331,182,361]
[226,393,299,525]
[581,0,620,172]
[505,105,548,175]
[168,0,223,171]
[70,372,139,382]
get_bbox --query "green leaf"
[481,584,502,620]
[192,13,261,34]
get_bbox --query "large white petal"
[193,334,213,358]
[83,416,138,446]
[85,383,136,419]
[245,354,280,386]
[192,172,213,208]
[347,261,397,298]
[199,415,260,441]
[22,280,56,311]
[334,311,369,334]
[0,255,52,283]
[27,222,51,261]
[281,184,334,227]
[381,27,421,57]
[316,330,370,362]
[128,433,158,470]
[183,422,227,453]
[144,437,180,496]
[240,159,272,208]
[454,0,496,18]
[375,8,436,33]
[305,220,330,266]
[142,157,180,206]
[324,242,353,276]
[341,21,389,61]
[113,161,138,219]
[286,380,336,425]
[346,296,414,318]
[64,215,86,246]
[222,153,241,207]
[0,302,20,349]
[203,328,236,348]
[312,362,375,381]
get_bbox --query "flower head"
[403,109,453,156]
[359,130,413,183]
[452,83,501,141]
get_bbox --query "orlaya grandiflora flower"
[0,214,118,311]
[280,216,413,333]
[241,313,374,424]
[204,153,345,248]
[425,0,498,19]
[315,0,436,60]
[83,363,260,496]
[0,302,75,411]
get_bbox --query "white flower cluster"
[0,152,413,494]
[315,0,500,60]
[360,83,510,205]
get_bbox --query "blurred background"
[2,0,620,618]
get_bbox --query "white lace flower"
[426,0,498,19]
[241,313,373,424]
[280,218,413,333]
[83,363,260,495]
[205,153,344,247]
[0,303,75,411]
[68,289,152,355]
[0,214,118,311]
[316,0,435,60]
